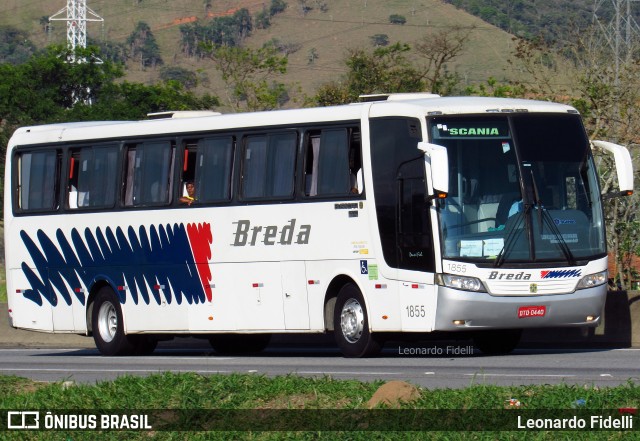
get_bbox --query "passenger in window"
[180,181,196,206]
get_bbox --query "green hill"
[0,0,518,100]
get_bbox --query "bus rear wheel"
[473,329,522,355]
[333,283,381,358]
[92,287,137,356]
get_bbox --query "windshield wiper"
[494,206,528,267]
[529,169,576,266]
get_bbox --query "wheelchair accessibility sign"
[360,260,368,274]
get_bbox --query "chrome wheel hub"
[98,301,117,343]
[340,298,364,343]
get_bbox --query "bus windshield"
[432,113,605,265]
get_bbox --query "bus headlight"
[576,270,608,289]
[436,274,486,292]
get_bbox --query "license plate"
[518,305,546,318]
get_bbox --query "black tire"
[91,286,137,356]
[473,329,522,355]
[333,283,381,358]
[208,334,271,355]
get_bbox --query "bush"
[389,14,407,25]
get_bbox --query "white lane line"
[465,373,575,378]
[82,356,235,361]
[299,371,401,376]
[0,368,232,374]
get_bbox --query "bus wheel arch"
[323,275,358,332]
[85,280,114,336]
[90,285,137,356]
[325,276,382,358]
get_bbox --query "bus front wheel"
[92,287,137,356]
[333,283,382,358]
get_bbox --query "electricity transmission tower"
[593,0,640,77]
[50,0,104,62]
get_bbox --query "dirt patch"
[367,380,421,409]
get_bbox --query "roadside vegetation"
[0,373,638,439]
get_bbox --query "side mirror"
[591,140,634,198]
[418,142,449,200]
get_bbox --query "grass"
[0,373,638,440]
[1,265,6,304]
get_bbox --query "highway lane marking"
[299,371,401,376]
[464,373,576,377]
[0,368,233,374]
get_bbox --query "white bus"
[3,94,634,357]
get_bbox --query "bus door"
[396,158,438,332]
[370,116,438,332]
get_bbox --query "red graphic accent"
[540,271,549,278]
[187,223,213,302]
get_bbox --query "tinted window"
[17,150,60,212]
[123,141,174,206]
[242,132,297,199]
[68,145,118,209]
[370,118,434,271]
[195,136,234,202]
[304,127,362,197]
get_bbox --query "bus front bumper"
[434,285,606,331]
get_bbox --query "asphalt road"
[1,343,638,389]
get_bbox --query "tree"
[88,37,128,64]
[126,21,163,68]
[159,66,199,90]
[180,8,254,57]
[206,43,290,111]
[370,34,389,47]
[389,14,407,25]
[307,47,318,64]
[314,43,425,105]
[0,46,219,217]
[414,26,472,94]
[255,9,271,29]
[270,0,288,15]
[0,26,36,64]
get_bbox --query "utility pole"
[50,0,104,62]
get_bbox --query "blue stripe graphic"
[19,224,208,307]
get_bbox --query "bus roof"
[8,95,578,146]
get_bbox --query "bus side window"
[180,143,197,205]
[242,132,296,199]
[194,136,234,203]
[304,127,362,197]
[68,152,81,209]
[15,149,61,212]
[123,141,175,207]
[69,145,118,210]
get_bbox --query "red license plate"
[518,305,546,318]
